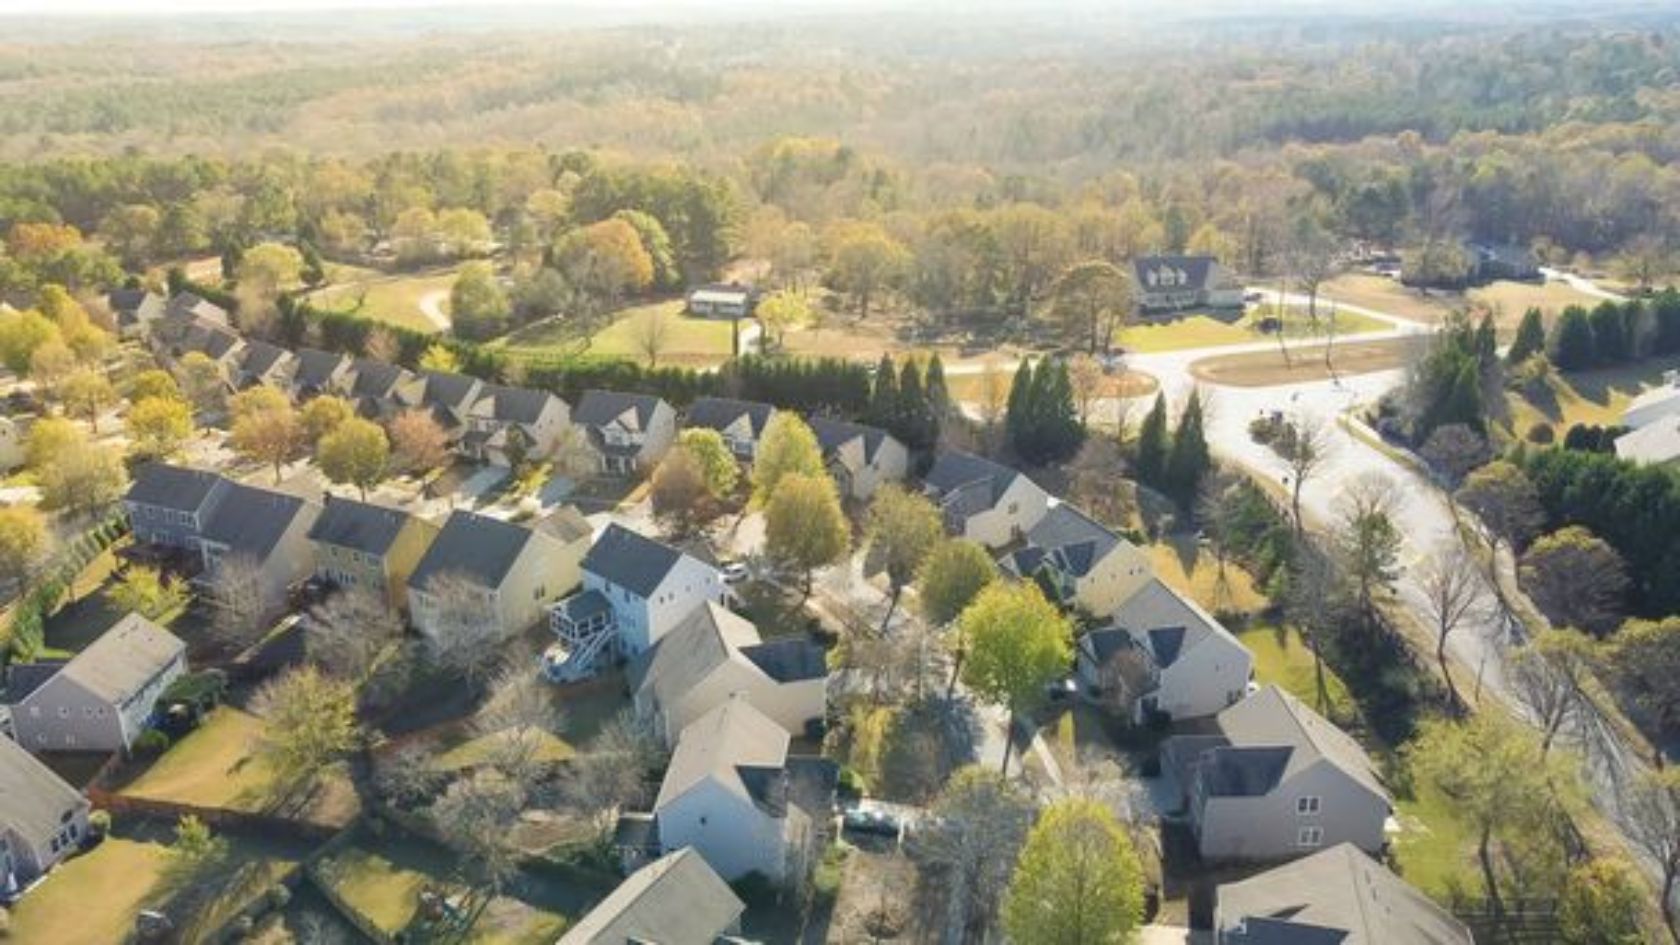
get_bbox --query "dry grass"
[1468,279,1604,332]
[1188,337,1426,387]
[1144,538,1268,617]
[308,264,457,334]
[944,368,1157,404]
[1504,355,1680,434]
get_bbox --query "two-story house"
[548,524,724,681]
[923,451,1050,549]
[1162,685,1391,863]
[808,417,909,501]
[290,348,356,400]
[307,495,440,610]
[395,370,485,445]
[1076,577,1253,723]
[233,341,299,390]
[1133,255,1244,314]
[574,390,677,476]
[683,397,775,462]
[0,736,90,897]
[651,695,834,884]
[346,359,416,420]
[196,482,322,614]
[560,848,745,945]
[124,463,232,552]
[631,602,827,748]
[107,288,167,340]
[1215,843,1473,945]
[1001,503,1151,616]
[462,385,572,467]
[7,613,186,753]
[408,509,587,642]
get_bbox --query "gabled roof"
[48,613,185,706]
[684,396,774,439]
[349,359,412,399]
[293,348,351,390]
[126,463,225,512]
[201,482,316,559]
[109,288,166,325]
[165,291,229,324]
[307,495,415,556]
[238,341,294,378]
[574,389,668,431]
[1214,685,1388,803]
[1218,843,1473,945]
[926,451,1030,521]
[473,384,561,425]
[560,847,744,945]
[1133,255,1218,293]
[536,504,593,544]
[1615,416,1680,465]
[417,370,483,412]
[655,696,790,814]
[1005,503,1123,579]
[809,416,897,465]
[632,602,762,710]
[583,523,692,599]
[687,282,755,304]
[183,320,242,360]
[1110,577,1246,670]
[408,510,537,591]
[0,735,86,854]
[740,638,828,683]
[2,661,64,704]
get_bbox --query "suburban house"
[290,348,355,399]
[560,847,745,945]
[1466,241,1542,283]
[631,601,827,748]
[1216,843,1473,945]
[1076,577,1254,723]
[809,417,909,501]
[408,510,586,642]
[124,463,232,552]
[307,495,440,610]
[346,359,416,418]
[1162,685,1391,862]
[0,735,90,897]
[548,524,725,681]
[685,283,757,319]
[1615,415,1680,467]
[461,384,572,467]
[924,451,1050,549]
[650,695,833,884]
[165,319,245,379]
[164,291,230,326]
[1622,369,1680,429]
[107,288,167,340]
[233,341,299,390]
[1001,502,1151,616]
[1133,255,1245,314]
[683,397,775,461]
[7,613,186,753]
[0,416,27,472]
[574,390,678,475]
[396,370,485,443]
[195,482,323,613]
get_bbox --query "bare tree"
[1066,353,1104,427]
[1415,543,1488,713]
[431,769,527,896]
[1419,423,1490,490]
[374,741,449,810]
[1278,413,1331,537]
[422,571,507,690]
[906,765,1033,945]
[306,585,403,682]
[205,553,270,653]
[1284,549,1346,715]
[1623,769,1680,943]
[975,357,1010,453]
[473,665,566,790]
[1507,631,1603,760]
[558,709,664,836]
[630,307,669,368]
[1331,472,1402,638]
[1195,471,1242,609]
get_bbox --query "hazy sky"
[0,0,1441,16]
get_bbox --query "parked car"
[720,560,750,585]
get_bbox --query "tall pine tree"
[1134,393,1170,488]
[869,354,899,429]
[1006,358,1035,458]
[1164,389,1210,504]
[1042,358,1084,462]
[1506,307,1546,365]
[897,359,934,450]
[925,353,950,445]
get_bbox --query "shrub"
[813,844,848,903]
[1526,422,1555,444]
[88,809,112,837]
[133,729,170,757]
[267,885,291,910]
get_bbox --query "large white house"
[548,524,725,681]
[1076,578,1253,724]
[7,614,186,754]
[1001,502,1152,617]
[0,736,90,897]
[924,451,1050,549]
[1622,369,1680,429]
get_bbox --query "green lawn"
[8,831,300,945]
[308,264,456,334]
[1504,355,1680,436]
[1115,305,1387,354]
[1236,624,1357,725]
[500,299,735,366]
[122,708,360,826]
[1391,786,1477,900]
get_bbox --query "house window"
[1297,826,1323,847]
[1296,796,1321,815]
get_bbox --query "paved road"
[417,289,451,332]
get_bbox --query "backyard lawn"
[308,264,456,334]
[122,707,360,827]
[1235,624,1357,726]
[1145,540,1269,617]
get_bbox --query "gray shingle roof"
[560,847,744,945]
[417,370,483,412]
[54,612,185,705]
[655,695,790,814]
[1006,503,1123,579]
[1110,578,1242,669]
[684,397,774,439]
[1218,843,1474,945]
[307,495,414,556]
[408,510,537,591]
[0,734,86,856]
[809,416,896,464]
[1133,255,1218,293]
[474,384,560,424]
[1215,685,1389,804]
[349,359,412,399]
[536,505,593,544]
[293,348,350,391]
[201,482,315,559]
[741,639,828,684]
[165,291,229,324]
[574,389,667,431]
[126,463,225,512]
[583,523,689,599]
[631,602,761,716]
[238,341,293,378]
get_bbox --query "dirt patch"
[1188,337,1426,387]
[828,841,944,944]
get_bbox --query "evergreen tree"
[897,358,934,450]
[1165,388,1211,504]
[1507,307,1546,365]
[1134,393,1170,488]
[1005,358,1035,459]
[869,354,899,429]
[1473,311,1499,372]
[1551,306,1597,370]
[1042,358,1084,462]
[925,353,950,444]
[1589,301,1629,364]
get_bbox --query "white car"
[721,561,750,584]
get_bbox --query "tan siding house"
[308,495,440,610]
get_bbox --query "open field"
[945,367,1158,404]
[7,829,302,945]
[1320,274,1456,323]
[1189,337,1426,387]
[1116,305,1388,354]
[1468,278,1605,329]
[499,299,736,367]
[1504,355,1680,435]
[308,264,456,334]
[121,707,360,826]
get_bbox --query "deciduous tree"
[59,367,115,432]
[0,505,48,594]
[907,765,1032,943]
[1416,542,1487,712]
[957,581,1072,775]
[250,666,360,788]
[750,411,824,505]
[388,409,450,477]
[126,395,195,461]
[765,472,850,594]
[231,402,301,482]
[867,484,944,629]
[1047,259,1131,353]
[1520,526,1629,636]
[675,428,739,498]
[317,416,389,499]
[110,565,189,622]
[1001,798,1145,945]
